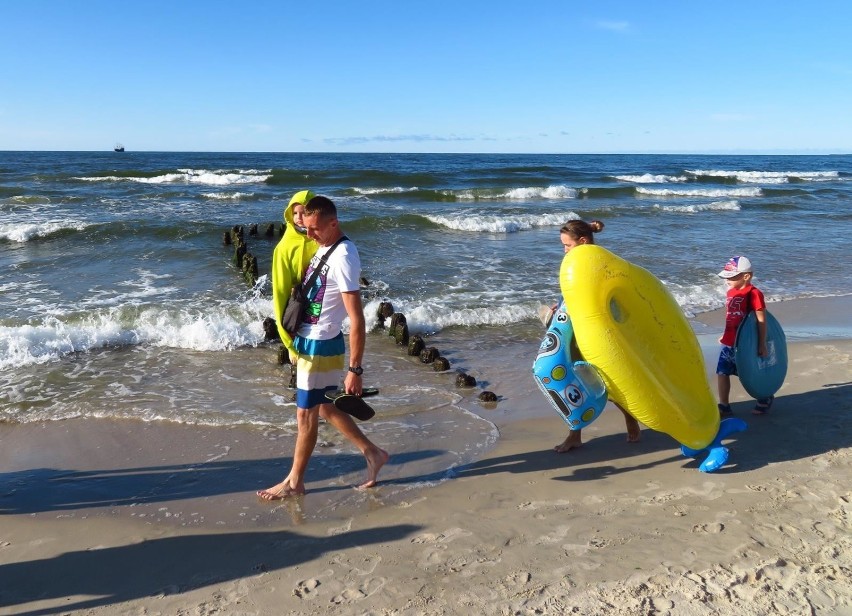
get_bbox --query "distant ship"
[114,143,125,152]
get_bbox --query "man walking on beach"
[258,195,388,499]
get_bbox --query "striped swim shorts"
[293,333,345,409]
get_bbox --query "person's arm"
[341,290,365,394]
[754,309,768,356]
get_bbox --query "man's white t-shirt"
[297,239,360,340]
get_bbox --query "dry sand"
[1,299,851,615]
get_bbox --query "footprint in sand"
[293,578,321,599]
[692,522,725,534]
[330,578,385,604]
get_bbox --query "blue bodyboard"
[734,310,787,399]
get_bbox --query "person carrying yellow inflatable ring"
[272,190,319,362]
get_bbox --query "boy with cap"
[716,256,773,415]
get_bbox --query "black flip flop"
[324,388,379,421]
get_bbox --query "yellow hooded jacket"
[271,190,319,354]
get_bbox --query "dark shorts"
[716,345,738,376]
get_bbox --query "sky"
[1,1,851,154]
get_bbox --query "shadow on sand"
[0,523,422,615]
[0,449,445,516]
[456,384,852,480]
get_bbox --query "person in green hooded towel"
[272,190,319,361]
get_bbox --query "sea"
[2,151,851,493]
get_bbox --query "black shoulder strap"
[300,235,349,291]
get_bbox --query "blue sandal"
[752,396,774,415]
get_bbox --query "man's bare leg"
[258,405,319,499]
[555,429,583,453]
[319,402,389,488]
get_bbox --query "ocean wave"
[652,200,741,213]
[613,174,688,183]
[351,186,421,195]
[201,191,258,200]
[636,186,762,198]
[75,168,272,186]
[1,195,54,206]
[363,298,538,334]
[0,219,92,243]
[456,185,578,200]
[0,293,273,369]
[686,169,839,184]
[423,211,574,233]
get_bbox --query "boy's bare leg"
[717,374,731,406]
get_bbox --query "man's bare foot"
[357,448,389,489]
[257,479,304,501]
[554,433,583,453]
[625,416,641,443]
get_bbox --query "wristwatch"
[348,365,363,376]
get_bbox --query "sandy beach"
[1,296,851,615]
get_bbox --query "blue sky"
[2,1,850,154]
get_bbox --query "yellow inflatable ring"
[560,244,719,450]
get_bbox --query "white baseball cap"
[718,256,753,278]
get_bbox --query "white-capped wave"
[614,174,688,183]
[363,297,537,334]
[686,169,839,183]
[0,294,273,369]
[455,185,578,200]
[653,200,741,213]
[0,219,91,242]
[663,280,728,318]
[636,186,761,198]
[352,186,420,195]
[76,168,271,186]
[424,212,573,233]
[201,191,257,200]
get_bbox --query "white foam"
[0,220,91,242]
[201,192,256,200]
[75,168,271,186]
[614,174,688,183]
[364,296,542,334]
[351,186,420,195]
[455,185,578,200]
[636,186,761,198]
[0,291,274,369]
[424,211,573,233]
[653,200,741,213]
[686,169,839,183]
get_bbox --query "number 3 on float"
[532,302,609,430]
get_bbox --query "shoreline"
[1,295,851,614]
